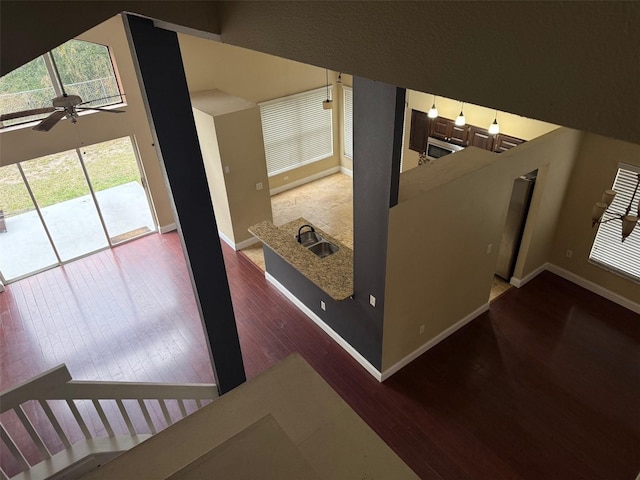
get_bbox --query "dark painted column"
[352,77,405,363]
[124,14,245,393]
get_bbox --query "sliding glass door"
[0,136,156,283]
[0,164,58,281]
[20,150,109,262]
[82,137,155,244]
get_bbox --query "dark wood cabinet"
[409,109,429,152]
[494,134,525,153]
[429,117,452,140]
[468,126,495,151]
[409,108,525,154]
[429,117,469,145]
[449,123,470,146]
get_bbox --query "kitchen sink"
[307,241,339,258]
[297,230,323,247]
[295,224,339,258]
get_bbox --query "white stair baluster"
[158,399,173,427]
[91,399,115,437]
[13,405,51,458]
[0,423,30,471]
[38,400,71,448]
[116,399,136,436]
[137,399,157,435]
[66,399,92,440]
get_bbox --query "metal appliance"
[495,171,537,281]
[425,136,464,162]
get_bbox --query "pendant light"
[427,95,438,119]
[488,110,500,135]
[322,69,333,110]
[454,102,466,126]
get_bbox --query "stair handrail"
[0,364,218,480]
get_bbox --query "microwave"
[425,137,464,162]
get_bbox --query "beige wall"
[382,128,582,370]
[549,134,640,302]
[0,15,175,229]
[402,90,559,171]
[177,34,342,191]
[192,90,272,246]
[193,108,234,240]
[214,107,272,243]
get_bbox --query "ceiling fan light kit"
[591,173,640,242]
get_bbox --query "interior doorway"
[0,136,156,283]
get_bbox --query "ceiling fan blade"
[77,93,125,106]
[32,110,67,132]
[1,107,56,121]
[75,106,125,113]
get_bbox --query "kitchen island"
[248,218,353,301]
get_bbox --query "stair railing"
[0,364,217,480]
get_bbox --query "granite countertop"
[248,218,353,301]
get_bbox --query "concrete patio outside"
[0,181,155,282]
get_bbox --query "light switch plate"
[320,301,326,311]
[256,182,264,191]
[369,295,376,307]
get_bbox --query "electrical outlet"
[419,324,425,335]
[256,182,263,191]
[566,249,573,258]
[224,165,230,174]
[369,295,376,307]
[320,301,326,311]
[487,243,492,254]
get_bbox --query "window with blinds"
[589,163,640,282]
[343,86,353,159]
[259,87,333,177]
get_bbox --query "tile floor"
[241,172,511,301]
[241,172,353,270]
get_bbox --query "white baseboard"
[159,223,177,234]
[547,263,640,314]
[269,166,341,196]
[265,272,383,382]
[340,166,353,177]
[218,231,260,251]
[235,236,261,250]
[510,262,549,288]
[380,302,491,381]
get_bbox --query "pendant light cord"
[326,69,330,101]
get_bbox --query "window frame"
[0,39,124,131]
[588,163,640,283]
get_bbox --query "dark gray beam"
[123,14,245,394]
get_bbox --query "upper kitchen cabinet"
[468,126,495,151]
[409,109,429,152]
[429,117,469,146]
[494,134,525,153]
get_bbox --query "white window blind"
[343,86,353,159]
[259,87,333,177]
[589,163,640,282]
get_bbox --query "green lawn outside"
[0,137,140,217]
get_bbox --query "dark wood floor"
[1,232,639,479]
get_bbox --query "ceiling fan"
[0,93,125,132]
